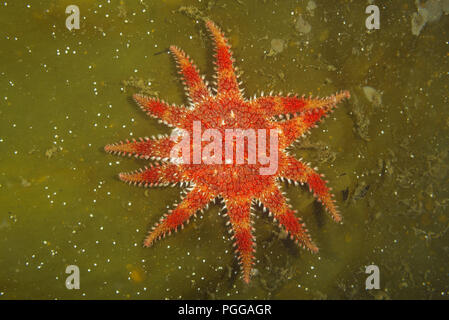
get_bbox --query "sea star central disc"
[105,20,350,283]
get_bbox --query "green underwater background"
[0,0,448,299]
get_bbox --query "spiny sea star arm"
[104,136,174,160]
[223,198,255,283]
[133,94,190,128]
[117,163,188,187]
[258,183,318,252]
[205,20,241,95]
[255,91,350,118]
[275,106,334,148]
[169,45,211,103]
[143,185,215,247]
[278,155,341,222]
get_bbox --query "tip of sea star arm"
[327,90,350,110]
[242,259,254,284]
[258,183,319,253]
[235,232,256,284]
[294,223,319,253]
[310,183,342,223]
[303,90,351,113]
[256,90,350,119]
[104,136,173,161]
[204,20,240,95]
[169,45,211,103]
[339,90,351,100]
[104,139,142,157]
[118,163,184,188]
[143,185,214,247]
[306,171,342,223]
[326,201,342,223]
[278,156,343,223]
[224,199,256,283]
[118,166,159,188]
[204,19,219,34]
[143,221,165,247]
[133,94,187,128]
[279,209,319,253]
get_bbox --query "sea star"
[105,20,350,283]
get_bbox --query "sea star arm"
[275,107,333,148]
[255,91,350,118]
[278,155,341,222]
[205,20,240,95]
[117,163,188,187]
[258,183,318,252]
[223,198,255,283]
[143,185,215,247]
[104,136,174,160]
[133,94,190,128]
[170,45,211,103]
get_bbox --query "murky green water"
[1,0,448,299]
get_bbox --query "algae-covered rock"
[411,0,449,36]
[295,15,311,34]
[363,86,382,107]
[266,38,285,57]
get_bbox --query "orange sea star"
[105,20,350,283]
